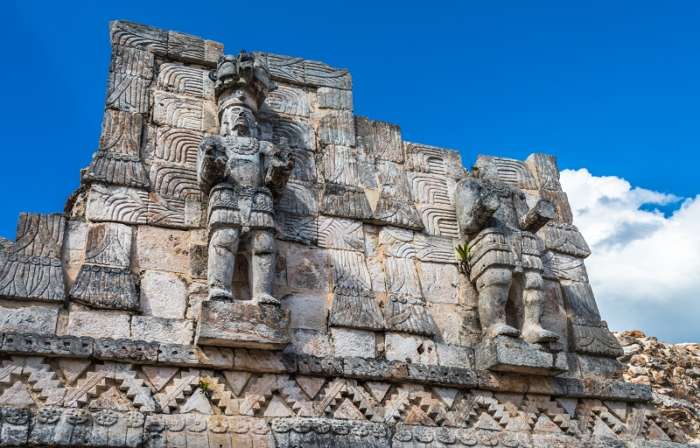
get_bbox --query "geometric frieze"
[409,173,460,238]
[474,156,538,190]
[262,84,311,117]
[86,184,202,229]
[156,63,214,99]
[152,91,217,132]
[0,213,66,302]
[152,126,202,168]
[110,20,167,54]
[69,223,139,311]
[405,142,465,179]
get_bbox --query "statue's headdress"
[209,50,276,111]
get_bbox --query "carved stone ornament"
[196,51,293,349]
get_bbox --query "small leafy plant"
[456,242,471,276]
[198,379,212,398]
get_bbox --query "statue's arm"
[515,192,555,232]
[454,178,499,237]
[262,142,294,195]
[197,136,226,194]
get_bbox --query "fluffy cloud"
[560,169,700,343]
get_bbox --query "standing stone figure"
[454,168,559,344]
[198,51,293,305]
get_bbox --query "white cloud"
[560,168,700,343]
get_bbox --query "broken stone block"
[385,332,438,365]
[0,305,59,335]
[331,328,376,358]
[0,213,66,303]
[475,336,568,376]
[196,300,290,350]
[131,315,193,345]
[69,222,139,311]
[139,270,188,319]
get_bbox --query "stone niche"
[0,19,690,448]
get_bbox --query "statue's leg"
[475,267,519,338]
[250,229,279,306]
[521,270,559,343]
[208,227,240,300]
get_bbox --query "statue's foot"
[485,323,520,339]
[253,293,280,306]
[210,288,234,301]
[522,324,559,344]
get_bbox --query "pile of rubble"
[617,330,700,442]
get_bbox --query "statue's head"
[220,105,257,137]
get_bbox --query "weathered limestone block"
[417,261,459,304]
[328,249,385,331]
[70,222,139,311]
[385,332,438,365]
[196,300,290,349]
[131,316,193,345]
[0,305,59,335]
[94,337,159,363]
[139,270,187,319]
[319,110,355,146]
[82,110,150,188]
[383,256,437,336]
[331,328,377,358]
[0,213,66,302]
[110,44,154,79]
[110,20,167,54]
[167,30,223,66]
[259,52,352,90]
[152,91,217,132]
[65,310,131,339]
[317,86,353,110]
[318,216,365,251]
[320,183,373,220]
[409,172,460,238]
[372,160,424,230]
[263,84,312,117]
[134,226,190,274]
[282,291,328,331]
[1,333,93,357]
[275,180,320,216]
[355,116,404,163]
[106,72,150,113]
[280,243,328,290]
[476,336,568,376]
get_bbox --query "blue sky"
[3,1,700,341]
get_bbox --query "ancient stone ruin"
[0,20,693,447]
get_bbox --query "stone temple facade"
[0,20,693,447]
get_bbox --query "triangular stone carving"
[0,381,36,407]
[57,359,92,385]
[366,382,391,402]
[295,376,326,400]
[224,371,251,396]
[181,388,214,414]
[142,366,179,393]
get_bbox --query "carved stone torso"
[462,178,545,279]
[221,135,264,188]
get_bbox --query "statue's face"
[220,106,256,137]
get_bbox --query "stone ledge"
[0,408,693,448]
[0,332,653,403]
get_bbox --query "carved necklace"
[223,136,259,155]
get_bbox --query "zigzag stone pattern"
[0,19,691,447]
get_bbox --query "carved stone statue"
[454,168,559,344]
[197,51,293,306]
